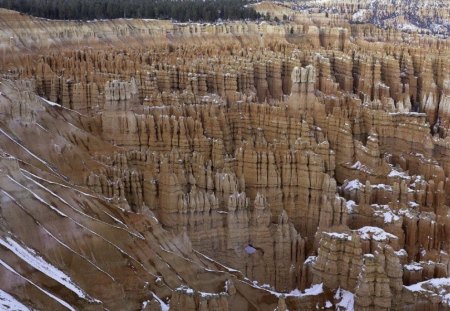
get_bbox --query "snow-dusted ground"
[0,236,94,301]
[335,288,355,311]
[344,178,363,191]
[324,232,353,240]
[0,289,30,311]
[357,226,397,241]
[0,258,76,311]
[372,204,400,224]
[305,0,450,37]
[288,283,324,297]
[406,278,450,306]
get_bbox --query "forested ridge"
[0,0,262,22]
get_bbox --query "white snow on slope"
[372,204,400,224]
[0,236,95,302]
[407,277,450,289]
[304,256,317,265]
[346,200,357,214]
[41,97,61,107]
[40,96,83,116]
[357,226,397,241]
[324,232,352,240]
[5,173,154,281]
[335,288,355,311]
[7,175,68,217]
[406,278,450,306]
[0,289,30,311]
[344,179,363,191]
[0,128,66,179]
[352,9,370,22]
[149,292,169,311]
[288,283,324,297]
[398,23,422,32]
[0,258,76,311]
[388,169,409,179]
[0,188,116,283]
[404,262,422,271]
[21,172,144,240]
[251,282,325,298]
[21,169,97,198]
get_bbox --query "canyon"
[1,2,450,310]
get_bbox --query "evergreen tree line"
[0,0,262,22]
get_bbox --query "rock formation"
[1,2,450,310]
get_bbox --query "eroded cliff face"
[0,5,450,311]
[302,0,450,36]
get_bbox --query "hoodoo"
[0,0,450,310]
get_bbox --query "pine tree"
[0,0,261,22]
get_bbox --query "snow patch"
[176,285,194,294]
[405,278,450,306]
[372,204,400,224]
[0,128,66,179]
[352,9,370,22]
[408,201,419,208]
[349,161,372,174]
[372,183,392,191]
[398,23,420,32]
[395,249,408,257]
[0,236,95,302]
[404,262,423,271]
[41,97,61,107]
[288,283,324,297]
[346,200,357,214]
[344,179,363,191]
[39,96,83,116]
[304,256,317,265]
[251,282,325,298]
[357,226,397,241]
[324,232,352,240]
[0,289,30,311]
[335,288,355,311]
[150,292,169,311]
[0,259,76,311]
[388,169,409,179]
[7,176,68,217]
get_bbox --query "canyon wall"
[1,4,450,310]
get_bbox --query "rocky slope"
[0,5,450,311]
